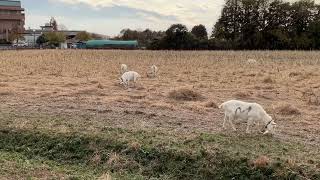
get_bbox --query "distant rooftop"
[0,0,21,7]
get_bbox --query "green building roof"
[85,40,138,48]
[0,0,21,7]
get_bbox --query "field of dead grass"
[0,50,319,179]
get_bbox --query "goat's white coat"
[119,71,141,88]
[147,65,159,78]
[247,59,257,64]
[120,64,128,74]
[219,100,276,134]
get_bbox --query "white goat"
[247,59,257,64]
[119,71,141,88]
[219,100,276,134]
[120,64,128,74]
[147,65,159,78]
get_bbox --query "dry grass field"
[0,50,320,179]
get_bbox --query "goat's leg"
[246,118,253,134]
[222,114,227,129]
[133,77,137,88]
[228,116,237,131]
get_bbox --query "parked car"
[12,42,28,47]
[70,43,77,49]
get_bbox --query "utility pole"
[33,29,36,48]
[233,0,238,41]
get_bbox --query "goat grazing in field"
[119,71,141,88]
[219,100,276,134]
[147,65,159,78]
[120,64,128,74]
[247,59,257,64]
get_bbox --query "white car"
[71,43,78,49]
[12,42,28,47]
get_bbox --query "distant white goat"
[147,65,159,78]
[119,71,141,88]
[120,64,128,74]
[219,100,276,134]
[247,59,257,64]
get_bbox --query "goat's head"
[263,114,277,135]
[119,77,124,85]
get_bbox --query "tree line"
[36,31,106,48]
[116,0,320,50]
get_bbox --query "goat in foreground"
[120,64,128,74]
[219,100,276,134]
[119,71,141,88]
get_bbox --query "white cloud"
[29,0,320,36]
[25,10,170,36]
[52,0,225,31]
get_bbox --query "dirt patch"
[97,83,104,89]
[262,76,274,84]
[0,83,9,87]
[0,91,14,96]
[289,72,302,77]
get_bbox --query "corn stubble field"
[0,50,320,179]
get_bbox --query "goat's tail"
[218,103,224,109]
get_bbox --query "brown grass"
[276,103,301,116]
[302,89,320,106]
[234,91,251,99]
[90,152,102,166]
[168,88,204,101]
[0,50,319,145]
[289,72,302,77]
[262,76,274,83]
[128,142,142,151]
[107,153,121,166]
[204,101,218,108]
[97,83,104,89]
[0,83,8,87]
[98,173,113,180]
[0,91,14,96]
[252,156,270,168]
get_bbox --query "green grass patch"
[0,128,319,179]
[0,150,97,179]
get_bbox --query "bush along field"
[0,50,319,179]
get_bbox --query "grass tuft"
[263,76,274,84]
[204,101,218,108]
[276,104,301,116]
[168,88,204,101]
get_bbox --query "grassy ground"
[0,122,319,179]
[0,50,319,179]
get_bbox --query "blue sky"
[22,0,304,36]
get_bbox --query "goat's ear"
[263,130,269,135]
[272,122,277,125]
